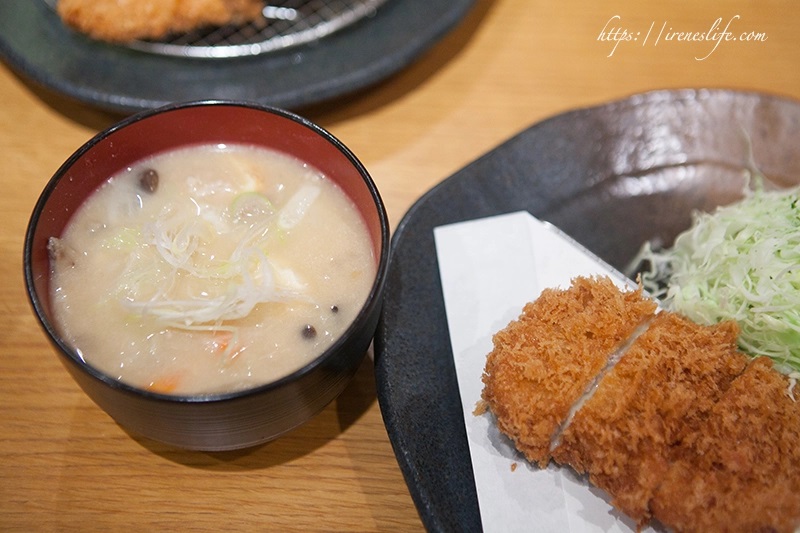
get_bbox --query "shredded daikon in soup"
[50,144,376,395]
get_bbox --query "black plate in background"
[0,0,475,114]
[374,89,800,532]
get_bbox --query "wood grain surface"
[2,0,800,531]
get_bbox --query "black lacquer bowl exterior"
[25,101,390,451]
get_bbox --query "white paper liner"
[433,211,654,533]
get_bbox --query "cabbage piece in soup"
[49,144,376,395]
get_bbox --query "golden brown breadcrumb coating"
[551,312,748,525]
[57,0,264,43]
[651,357,800,533]
[482,276,800,532]
[481,276,657,467]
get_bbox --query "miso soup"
[49,144,376,395]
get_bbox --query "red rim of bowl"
[23,99,390,405]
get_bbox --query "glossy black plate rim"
[373,88,800,532]
[0,0,476,114]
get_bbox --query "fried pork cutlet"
[651,356,800,533]
[57,0,265,43]
[551,312,748,526]
[481,275,800,532]
[481,276,657,467]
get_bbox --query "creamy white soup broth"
[49,143,376,395]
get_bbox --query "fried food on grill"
[57,0,265,43]
[651,356,800,533]
[551,312,748,525]
[481,276,657,467]
[481,275,800,532]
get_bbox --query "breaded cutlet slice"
[551,313,748,525]
[481,276,657,467]
[57,0,264,43]
[651,357,800,533]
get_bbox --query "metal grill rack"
[44,0,389,59]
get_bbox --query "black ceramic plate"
[0,0,475,114]
[374,89,800,532]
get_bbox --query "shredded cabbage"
[634,179,800,377]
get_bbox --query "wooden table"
[2,0,800,530]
